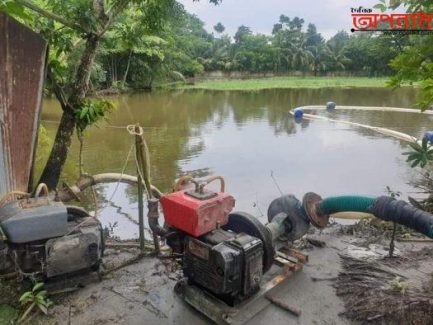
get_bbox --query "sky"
[178,0,385,39]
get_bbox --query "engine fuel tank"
[0,198,68,243]
[160,190,235,237]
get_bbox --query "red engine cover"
[160,190,235,237]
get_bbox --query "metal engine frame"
[175,245,308,325]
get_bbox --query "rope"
[41,119,430,131]
[0,191,29,207]
[62,144,136,237]
[134,149,149,198]
[41,119,165,130]
[96,144,134,214]
[85,123,156,229]
[65,216,99,236]
[91,186,99,218]
[61,125,156,233]
[127,124,143,136]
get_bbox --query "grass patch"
[0,304,18,324]
[180,76,389,91]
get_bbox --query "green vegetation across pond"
[180,77,389,91]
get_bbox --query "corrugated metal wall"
[0,12,47,196]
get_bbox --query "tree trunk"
[110,55,114,84]
[38,110,76,189]
[68,33,100,106]
[122,50,133,87]
[113,55,117,83]
[39,33,100,190]
[78,130,85,175]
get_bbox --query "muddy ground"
[10,222,433,324]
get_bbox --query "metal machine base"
[175,247,308,325]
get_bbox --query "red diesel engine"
[160,184,235,237]
[161,177,264,304]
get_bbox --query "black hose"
[368,196,433,238]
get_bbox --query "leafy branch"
[374,0,387,12]
[13,0,88,32]
[75,99,115,174]
[75,99,115,132]
[403,138,433,168]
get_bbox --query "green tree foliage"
[213,22,225,34]
[232,34,275,72]
[234,25,252,44]
[0,0,414,186]
[272,16,309,71]
[403,138,433,168]
[0,0,179,189]
[389,37,433,109]
[0,0,218,189]
[326,31,350,71]
[381,0,433,109]
[0,1,404,90]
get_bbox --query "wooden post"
[137,174,145,254]
[134,124,159,254]
[134,124,148,255]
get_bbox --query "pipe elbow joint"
[147,198,169,237]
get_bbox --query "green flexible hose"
[318,196,376,215]
[316,195,433,238]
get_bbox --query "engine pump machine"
[156,176,326,324]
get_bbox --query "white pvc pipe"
[301,105,433,115]
[289,105,431,143]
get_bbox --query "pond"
[40,87,433,239]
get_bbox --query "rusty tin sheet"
[0,12,47,195]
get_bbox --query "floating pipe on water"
[424,131,433,144]
[294,105,433,115]
[326,101,336,110]
[293,107,304,119]
[288,105,433,143]
[289,109,417,143]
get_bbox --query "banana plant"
[403,138,433,168]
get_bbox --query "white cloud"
[179,0,386,39]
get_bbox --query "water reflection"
[38,87,428,238]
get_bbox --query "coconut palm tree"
[307,44,331,75]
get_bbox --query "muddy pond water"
[40,87,433,239]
